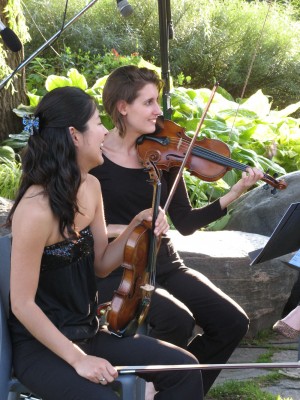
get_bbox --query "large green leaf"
[45,76,72,91]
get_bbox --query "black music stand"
[249,202,300,267]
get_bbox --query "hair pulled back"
[102,65,163,137]
[7,86,97,238]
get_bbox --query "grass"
[207,380,278,399]
[205,330,298,400]
[206,379,293,400]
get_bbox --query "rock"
[226,171,300,236]
[225,171,300,315]
[168,230,299,338]
[2,195,297,337]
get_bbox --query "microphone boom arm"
[0,0,99,90]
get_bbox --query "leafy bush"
[0,146,22,199]
[0,158,21,199]
[170,86,299,176]
[13,66,300,212]
[22,0,300,111]
[25,50,142,95]
[167,0,300,111]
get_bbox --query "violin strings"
[161,137,283,188]
[165,137,247,172]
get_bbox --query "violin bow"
[117,361,300,374]
[163,82,219,213]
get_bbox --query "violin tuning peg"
[271,187,277,195]
[273,172,279,179]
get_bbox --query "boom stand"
[157,0,173,119]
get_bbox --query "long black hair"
[7,86,97,238]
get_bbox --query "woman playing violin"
[7,86,204,400]
[90,65,264,396]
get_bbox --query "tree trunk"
[0,0,28,143]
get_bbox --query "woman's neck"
[103,128,143,168]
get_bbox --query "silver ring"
[99,378,106,382]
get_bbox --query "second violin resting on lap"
[101,161,162,337]
[90,65,265,395]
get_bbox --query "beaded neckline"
[44,226,91,250]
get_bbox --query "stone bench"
[1,196,298,338]
[168,230,299,338]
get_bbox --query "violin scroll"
[262,173,287,191]
[262,172,287,195]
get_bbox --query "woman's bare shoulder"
[13,186,53,229]
[11,186,56,247]
[86,173,102,192]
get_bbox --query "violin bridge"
[140,283,155,292]
[177,137,183,151]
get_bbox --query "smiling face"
[118,83,162,136]
[71,108,108,172]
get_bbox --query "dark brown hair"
[102,65,163,137]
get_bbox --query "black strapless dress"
[9,226,99,343]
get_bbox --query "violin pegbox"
[264,184,278,195]
[144,159,162,185]
[262,171,286,195]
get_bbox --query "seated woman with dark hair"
[6,86,203,400]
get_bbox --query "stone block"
[168,230,299,338]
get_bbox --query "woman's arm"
[219,167,264,209]
[167,167,264,236]
[107,224,127,238]
[89,176,168,277]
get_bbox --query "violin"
[136,116,287,192]
[97,162,161,337]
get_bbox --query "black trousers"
[12,329,203,400]
[97,236,249,395]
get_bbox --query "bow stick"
[163,82,219,212]
[117,361,300,374]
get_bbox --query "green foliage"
[22,0,300,111]
[208,379,290,399]
[170,86,290,176]
[168,0,300,111]
[6,64,300,220]
[168,84,300,228]
[0,145,16,161]
[0,158,21,199]
[256,349,276,363]
[1,132,30,150]
[0,143,22,199]
[25,50,142,95]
